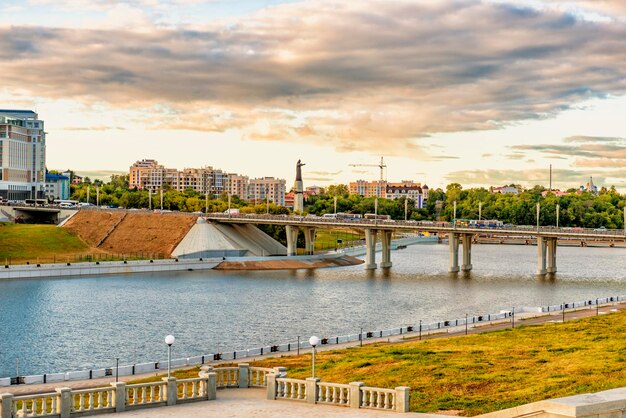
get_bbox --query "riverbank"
[6,301,626,417]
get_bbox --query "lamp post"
[404,198,408,221]
[334,196,338,216]
[115,357,119,382]
[556,203,560,228]
[266,186,270,214]
[536,202,540,231]
[165,335,175,379]
[309,335,320,379]
[478,201,482,221]
[453,201,457,227]
[465,313,468,335]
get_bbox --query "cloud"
[308,170,342,176]
[2,1,626,155]
[64,126,126,131]
[512,137,626,164]
[445,168,607,187]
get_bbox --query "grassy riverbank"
[127,310,626,416]
[251,311,626,416]
[0,223,90,264]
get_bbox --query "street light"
[165,334,175,379]
[309,335,320,378]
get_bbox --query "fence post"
[306,377,319,404]
[0,393,13,418]
[395,386,410,412]
[55,387,71,418]
[238,363,249,388]
[111,382,126,413]
[349,382,364,409]
[266,373,277,400]
[207,372,217,401]
[162,377,177,406]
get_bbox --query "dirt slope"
[62,210,196,257]
[63,211,126,247]
[98,213,196,256]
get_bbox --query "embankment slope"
[63,211,196,257]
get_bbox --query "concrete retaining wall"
[0,258,220,280]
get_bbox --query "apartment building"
[228,174,249,199]
[44,172,70,200]
[248,177,286,206]
[349,179,388,198]
[0,110,46,200]
[386,183,425,208]
[129,160,286,204]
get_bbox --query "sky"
[1,0,626,191]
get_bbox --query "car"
[594,226,607,231]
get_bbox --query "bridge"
[206,213,626,275]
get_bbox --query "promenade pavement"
[95,388,440,418]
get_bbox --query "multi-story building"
[491,185,519,195]
[228,174,249,199]
[45,172,70,200]
[306,185,324,196]
[386,183,425,208]
[349,180,388,198]
[0,110,46,200]
[248,177,286,206]
[129,159,177,193]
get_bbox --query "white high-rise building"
[0,110,46,200]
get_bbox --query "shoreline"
[3,296,624,393]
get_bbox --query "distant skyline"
[2,0,626,190]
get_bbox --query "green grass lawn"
[314,229,362,251]
[0,223,89,263]
[127,311,626,416]
[251,311,626,416]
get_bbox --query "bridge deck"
[206,214,626,241]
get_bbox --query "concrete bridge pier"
[380,230,393,268]
[449,232,460,273]
[537,236,547,275]
[461,234,473,271]
[285,225,299,256]
[302,227,316,255]
[365,228,378,270]
[547,237,557,274]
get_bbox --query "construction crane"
[349,156,387,181]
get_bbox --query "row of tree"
[70,176,625,229]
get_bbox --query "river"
[1,243,625,377]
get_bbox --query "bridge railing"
[205,213,626,238]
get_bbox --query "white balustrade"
[360,387,396,410]
[71,387,114,413]
[11,393,57,417]
[215,367,239,388]
[248,367,274,387]
[125,382,166,406]
[317,382,350,406]
[177,378,206,401]
[275,378,307,401]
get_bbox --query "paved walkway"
[96,388,439,418]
